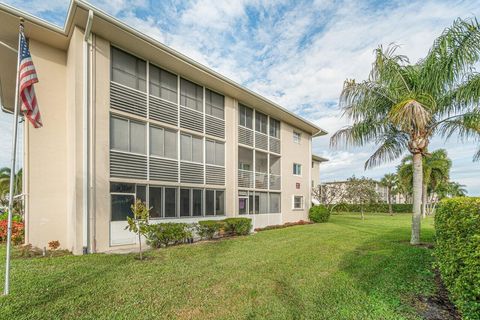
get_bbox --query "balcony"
[238,169,253,188]
[269,174,281,190]
[255,172,268,189]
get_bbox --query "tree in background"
[397,149,452,217]
[436,181,467,198]
[331,18,480,244]
[343,176,380,220]
[380,173,398,215]
[0,168,23,216]
[312,183,348,214]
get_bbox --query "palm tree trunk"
[421,183,427,219]
[388,188,393,215]
[411,153,423,245]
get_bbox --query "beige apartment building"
[0,1,327,254]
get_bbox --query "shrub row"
[146,218,252,248]
[332,203,412,213]
[309,205,331,222]
[434,197,480,320]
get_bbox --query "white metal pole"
[3,19,23,296]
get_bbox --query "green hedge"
[222,218,252,236]
[434,197,480,320]
[332,203,412,213]
[309,205,331,223]
[197,220,224,240]
[146,223,193,248]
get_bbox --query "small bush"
[197,220,223,240]
[309,205,330,223]
[222,218,252,236]
[0,220,24,245]
[332,203,412,213]
[434,197,480,320]
[146,223,192,248]
[0,212,22,222]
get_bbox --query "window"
[206,140,225,166]
[206,189,224,216]
[239,104,253,129]
[255,111,268,134]
[149,64,177,103]
[257,192,268,214]
[270,118,280,138]
[164,188,177,218]
[150,126,177,159]
[149,186,162,218]
[181,134,203,163]
[110,183,143,221]
[293,163,302,176]
[192,189,203,216]
[111,47,146,91]
[205,89,224,119]
[293,196,304,209]
[269,193,281,213]
[110,116,146,154]
[180,78,203,111]
[293,131,301,144]
[180,189,190,217]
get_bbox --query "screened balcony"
[238,147,253,188]
[269,154,281,190]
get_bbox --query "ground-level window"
[238,191,281,215]
[110,183,146,221]
[293,196,304,210]
[110,184,224,220]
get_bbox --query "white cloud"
[1,0,479,194]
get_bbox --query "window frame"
[149,63,178,103]
[111,47,146,92]
[269,118,280,138]
[110,115,146,155]
[205,88,225,120]
[239,104,253,129]
[255,111,268,134]
[180,78,203,112]
[180,133,204,163]
[293,163,302,176]
[206,139,225,167]
[293,131,301,144]
[150,125,178,159]
[292,195,304,210]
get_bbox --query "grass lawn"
[0,214,436,320]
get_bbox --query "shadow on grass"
[336,228,436,319]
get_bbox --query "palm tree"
[0,167,23,214]
[331,18,480,245]
[380,173,397,215]
[397,149,451,217]
[437,181,467,198]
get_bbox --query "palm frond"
[389,99,432,133]
[364,129,409,169]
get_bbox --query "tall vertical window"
[110,116,146,154]
[180,189,190,217]
[111,47,146,91]
[150,126,177,159]
[239,104,253,129]
[192,189,203,216]
[180,78,203,111]
[255,111,268,134]
[205,89,224,119]
[269,193,281,213]
[149,186,162,218]
[206,140,225,166]
[181,134,203,163]
[164,188,177,217]
[293,196,304,209]
[149,64,177,103]
[293,163,302,176]
[270,118,280,138]
[293,131,301,144]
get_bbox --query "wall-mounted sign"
[296,183,300,189]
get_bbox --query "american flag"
[19,31,42,128]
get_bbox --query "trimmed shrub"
[197,220,224,240]
[332,203,412,213]
[146,223,192,248]
[309,205,330,223]
[434,197,480,320]
[222,218,252,236]
[0,220,24,245]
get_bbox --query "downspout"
[83,10,93,254]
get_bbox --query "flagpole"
[3,18,24,296]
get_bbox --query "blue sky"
[1,0,479,194]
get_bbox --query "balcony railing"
[255,172,268,189]
[269,174,281,190]
[238,169,253,188]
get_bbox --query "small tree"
[343,177,381,220]
[312,183,347,214]
[125,199,150,260]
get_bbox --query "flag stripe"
[18,32,42,128]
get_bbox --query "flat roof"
[0,0,328,136]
